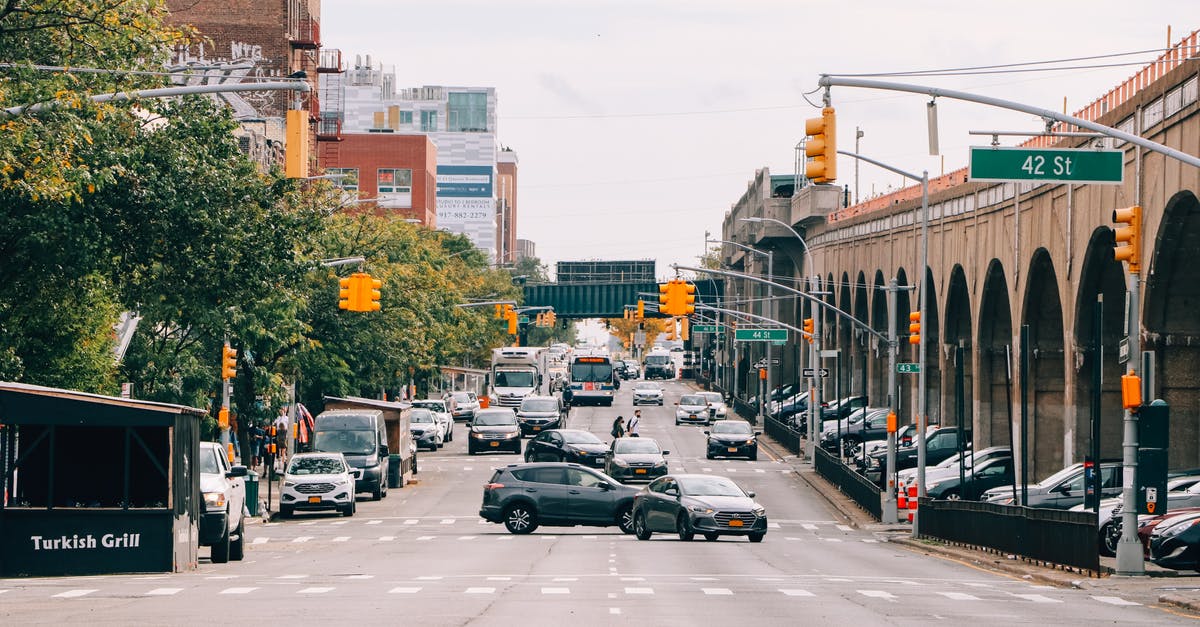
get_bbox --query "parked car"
[279,452,356,518]
[705,421,760,460]
[410,408,444,451]
[479,462,638,534]
[516,395,565,435]
[198,441,248,564]
[311,409,390,500]
[821,395,868,421]
[897,445,1012,487]
[632,381,665,406]
[524,429,608,467]
[622,359,641,379]
[467,408,522,454]
[632,474,767,542]
[1098,475,1200,556]
[412,398,454,443]
[924,456,1014,501]
[697,392,728,420]
[1148,511,1200,571]
[981,460,1123,508]
[675,394,712,426]
[450,390,480,422]
[605,437,670,482]
[868,427,967,479]
[820,407,889,452]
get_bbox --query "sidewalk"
[760,430,1200,615]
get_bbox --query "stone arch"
[894,267,912,420]
[977,259,1012,449]
[943,265,973,433]
[871,270,889,406]
[1021,248,1066,478]
[920,267,942,424]
[1144,190,1200,468]
[854,271,870,402]
[837,273,854,405]
[1074,227,1126,463]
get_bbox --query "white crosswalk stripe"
[379,536,395,541]
[702,588,733,595]
[801,523,818,531]
[1010,593,1061,603]
[780,589,815,597]
[541,587,570,594]
[836,524,853,532]
[278,574,307,579]
[220,587,259,595]
[53,589,97,598]
[440,519,455,525]
[465,587,495,594]
[298,587,334,594]
[252,537,269,544]
[333,536,350,542]
[458,536,477,541]
[389,587,422,594]
[858,590,897,601]
[938,591,979,601]
[1092,596,1140,606]
[625,587,654,594]
[144,588,182,596]
[292,536,313,543]
[366,520,382,525]
[404,519,419,525]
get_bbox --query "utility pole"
[882,278,900,523]
[854,127,864,205]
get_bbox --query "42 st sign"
[968,146,1124,185]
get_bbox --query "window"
[448,92,488,132]
[568,468,604,488]
[399,110,413,125]
[420,110,438,132]
[326,168,358,192]
[377,168,412,194]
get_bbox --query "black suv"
[480,463,639,534]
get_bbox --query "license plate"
[308,496,321,504]
[728,519,744,527]
[728,447,738,453]
[490,441,499,447]
[689,414,697,419]
[533,426,541,431]
[635,468,647,474]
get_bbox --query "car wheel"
[278,505,294,519]
[229,515,245,561]
[503,503,538,534]
[748,451,758,461]
[210,519,231,564]
[659,400,663,406]
[1100,521,1118,557]
[704,533,719,542]
[706,452,714,460]
[748,533,765,543]
[371,482,383,501]
[943,490,961,501]
[634,512,652,541]
[344,500,356,517]
[469,447,476,455]
[617,505,635,534]
[676,513,695,542]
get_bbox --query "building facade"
[497,149,519,264]
[321,134,438,224]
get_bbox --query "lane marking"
[379,536,396,541]
[861,539,879,543]
[703,588,733,595]
[553,577,578,582]
[404,520,419,525]
[440,519,455,525]
[938,592,979,601]
[858,590,897,601]
[389,587,422,594]
[366,520,382,525]
[625,587,654,595]
[802,524,818,531]
[345,575,373,580]
[278,574,308,579]
[755,469,766,473]
[144,588,182,596]
[417,576,443,581]
[821,538,843,542]
[691,577,719,581]
[1011,593,1061,603]
[768,522,781,529]
[1093,596,1140,606]
[541,536,558,541]
[252,537,269,545]
[610,608,621,615]
[497,536,513,541]
[457,536,478,541]
[416,536,435,541]
[780,589,815,597]
[487,577,511,581]
[836,524,853,532]
[299,521,318,526]
[542,587,570,594]
[292,536,313,543]
[220,587,259,595]
[620,577,645,581]
[298,587,334,594]
[465,587,495,594]
[333,536,350,543]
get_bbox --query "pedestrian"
[610,415,625,439]
[627,410,641,437]
[273,407,289,468]
[247,422,265,470]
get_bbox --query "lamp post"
[738,217,819,461]
[708,239,773,424]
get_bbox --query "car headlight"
[470,431,484,439]
[613,458,629,467]
[1163,519,1200,538]
[203,491,226,509]
[752,506,766,516]
[745,440,755,446]
[654,460,668,468]
[283,481,296,488]
[503,431,520,439]
[332,477,351,486]
[688,505,714,514]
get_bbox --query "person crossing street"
[627,410,641,437]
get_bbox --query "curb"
[1159,594,1200,613]
[887,536,1100,589]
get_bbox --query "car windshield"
[563,431,603,445]
[711,422,752,435]
[521,399,558,412]
[313,429,375,455]
[633,382,660,390]
[699,393,723,404]
[1034,463,1084,489]
[644,355,670,365]
[475,411,517,426]
[624,361,638,367]
[679,395,705,406]
[570,362,612,382]
[614,438,660,454]
[288,456,345,475]
[411,410,435,423]
[494,370,536,387]
[678,476,745,497]
[199,447,222,474]
[412,401,445,411]
[452,392,474,403]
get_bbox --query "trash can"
[387,454,402,488]
[244,470,260,517]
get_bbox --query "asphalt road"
[0,380,1190,625]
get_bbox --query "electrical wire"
[827,47,1174,78]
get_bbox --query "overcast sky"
[324,2,1190,279]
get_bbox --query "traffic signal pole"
[1116,255,1144,575]
[884,279,899,524]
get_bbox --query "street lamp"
[708,238,774,426]
[738,216,822,463]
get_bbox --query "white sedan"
[413,398,454,443]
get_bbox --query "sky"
[323,1,1192,280]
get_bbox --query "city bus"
[566,351,617,407]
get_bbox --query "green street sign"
[692,324,725,334]
[897,362,921,374]
[734,328,787,342]
[968,147,1123,185]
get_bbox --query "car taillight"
[485,482,505,490]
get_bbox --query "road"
[0,380,1188,625]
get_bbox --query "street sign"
[802,368,830,378]
[968,147,1123,185]
[896,362,921,374]
[820,349,840,358]
[692,324,725,334]
[1118,337,1130,364]
[734,328,787,342]
[754,358,781,368]
[634,331,646,347]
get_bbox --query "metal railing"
[918,498,1099,572]
[763,414,801,454]
[814,447,882,520]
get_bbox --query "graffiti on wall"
[169,40,284,120]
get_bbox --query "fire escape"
[315,48,345,168]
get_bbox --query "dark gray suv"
[479,463,639,534]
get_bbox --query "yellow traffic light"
[804,106,837,183]
[339,275,357,311]
[506,307,518,335]
[494,304,503,319]
[637,300,645,319]
[802,318,814,344]
[285,109,310,179]
[666,321,676,341]
[218,407,230,429]
[908,311,921,345]
[362,275,382,311]
[658,281,672,316]
[679,317,689,341]
[680,281,696,315]
[1112,205,1141,272]
[545,311,556,327]
[221,344,237,380]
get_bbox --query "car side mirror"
[703,431,710,435]
[754,431,762,436]
[674,402,680,406]
[227,465,248,478]
[746,490,756,498]
[662,450,670,456]
[665,488,679,497]
[599,482,614,491]
[379,445,389,456]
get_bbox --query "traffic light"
[666,322,676,341]
[679,317,689,341]
[1112,205,1142,272]
[506,306,518,335]
[637,300,645,319]
[217,407,230,429]
[362,274,382,311]
[804,106,837,183]
[339,275,358,311]
[285,109,310,178]
[537,312,545,326]
[494,304,503,319]
[802,318,814,344]
[545,311,556,326]
[658,281,672,316]
[679,281,696,315]
[908,311,921,345]
[221,344,237,380]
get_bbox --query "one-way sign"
[802,368,830,378]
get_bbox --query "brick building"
[323,134,438,225]
[497,149,519,263]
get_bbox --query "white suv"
[199,442,248,563]
[280,452,357,518]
